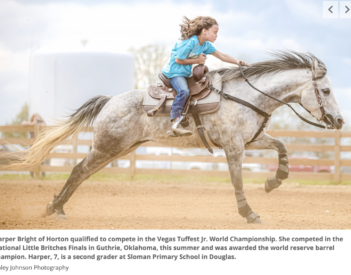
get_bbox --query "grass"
[0,172,350,185]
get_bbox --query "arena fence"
[0,125,350,183]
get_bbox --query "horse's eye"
[322,88,330,96]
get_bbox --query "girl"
[162,16,248,137]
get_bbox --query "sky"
[0,0,350,126]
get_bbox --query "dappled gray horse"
[11,51,344,223]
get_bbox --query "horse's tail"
[7,95,112,171]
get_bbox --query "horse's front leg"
[223,139,261,224]
[245,133,289,193]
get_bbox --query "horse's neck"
[243,69,311,114]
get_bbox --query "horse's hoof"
[46,202,55,217]
[56,214,67,220]
[265,176,282,193]
[249,217,262,224]
[246,212,261,224]
[46,201,66,220]
[54,208,67,220]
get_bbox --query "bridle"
[206,61,336,145]
[311,72,326,118]
[236,61,335,130]
[308,71,334,128]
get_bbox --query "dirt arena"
[0,179,350,230]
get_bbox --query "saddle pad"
[143,73,222,116]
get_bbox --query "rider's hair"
[179,16,218,40]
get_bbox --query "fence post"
[333,130,341,183]
[72,135,78,166]
[130,150,136,180]
[33,124,41,178]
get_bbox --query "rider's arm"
[175,56,205,65]
[211,50,247,65]
[175,37,207,65]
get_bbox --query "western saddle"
[145,65,219,153]
[146,65,212,118]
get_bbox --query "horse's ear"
[312,59,325,78]
[312,59,319,71]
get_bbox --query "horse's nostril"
[337,118,344,125]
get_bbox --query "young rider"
[162,16,248,137]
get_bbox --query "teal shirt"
[162,35,216,78]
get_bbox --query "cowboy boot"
[167,116,193,137]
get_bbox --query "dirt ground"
[0,179,350,230]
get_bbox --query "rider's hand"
[197,54,207,65]
[238,60,248,66]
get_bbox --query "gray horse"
[11,51,344,224]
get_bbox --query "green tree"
[1,102,29,139]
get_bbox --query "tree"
[129,44,169,89]
[1,102,29,139]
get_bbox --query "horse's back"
[96,89,146,120]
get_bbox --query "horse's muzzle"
[334,115,345,130]
[324,114,344,130]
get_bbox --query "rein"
[207,82,271,145]
[206,61,336,145]
[236,61,327,129]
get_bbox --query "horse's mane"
[207,50,327,82]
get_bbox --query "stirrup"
[180,115,189,127]
[167,130,180,137]
[168,116,193,137]
[167,128,193,137]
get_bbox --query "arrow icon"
[346,6,350,13]
[328,6,333,13]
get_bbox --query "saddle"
[146,65,212,117]
[143,66,222,153]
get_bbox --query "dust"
[0,180,350,230]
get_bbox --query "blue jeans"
[170,76,190,120]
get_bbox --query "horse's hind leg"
[223,138,261,224]
[45,149,116,219]
[46,142,144,219]
[245,133,289,193]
